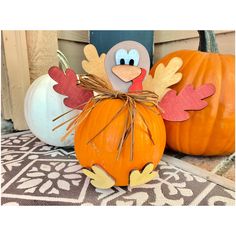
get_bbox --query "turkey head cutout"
[105,41,150,92]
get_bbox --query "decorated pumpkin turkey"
[49,40,216,189]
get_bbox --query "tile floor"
[1,118,235,182]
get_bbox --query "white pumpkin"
[24,74,80,147]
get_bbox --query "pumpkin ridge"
[190,53,212,154]
[46,79,53,139]
[223,135,235,154]
[214,55,234,154]
[184,53,213,154]
[184,53,209,153]
[179,50,200,72]
[201,54,222,154]
[40,78,50,141]
[173,51,197,152]
[173,52,207,153]
[172,51,201,153]
[197,53,219,154]
[220,55,235,154]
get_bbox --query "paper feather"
[159,84,216,121]
[48,67,93,109]
[143,57,183,100]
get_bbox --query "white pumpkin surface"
[24,74,81,147]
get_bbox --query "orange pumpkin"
[74,99,166,186]
[151,31,235,156]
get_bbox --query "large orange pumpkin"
[74,99,166,186]
[151,31,235,156]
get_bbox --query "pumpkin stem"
[57,50,70,71]
[198,31,219,53]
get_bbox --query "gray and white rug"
[1,131,235,206]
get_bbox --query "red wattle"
[128,68,146,92]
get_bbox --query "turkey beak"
[112,65,142,82]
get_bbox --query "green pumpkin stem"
[198,31,219,53]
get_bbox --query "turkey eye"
[120,58,125,65]
[115,49,128,65]
[129,59,134,66]
[128,49,139,66]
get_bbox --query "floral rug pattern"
[1,131,235,206]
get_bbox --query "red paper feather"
[48,66,93,109]
[159,84,216,121]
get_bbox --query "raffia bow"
[53,74,163,161]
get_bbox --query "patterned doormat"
[1,131,235,206]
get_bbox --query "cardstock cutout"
[48,67,93,109]
[143,57,183,100]
[115,48,140,66]
[159,84,216,121]
[105,41,150,92]
[128,68,146,92]
[83,165,115,189]
[82,44,112,89]
[112,65,142,82]
[130,163,157,187]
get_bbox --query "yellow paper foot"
[83,165,115,189]
[130,163,157,187]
